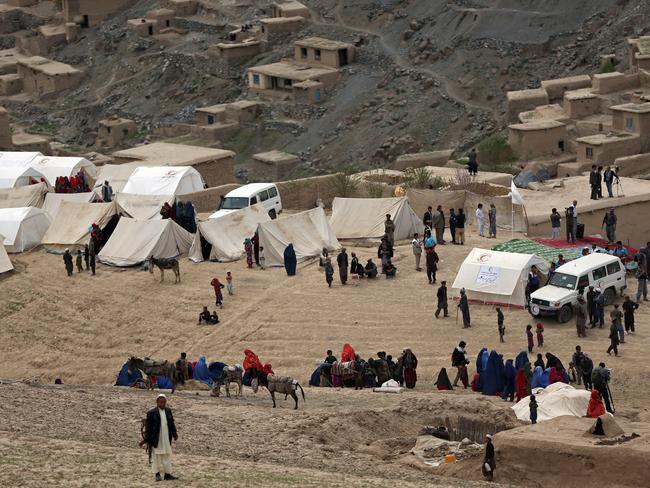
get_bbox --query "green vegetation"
[476,134,515,166]
[401,167,445,189]
[329,170,358,197]
[600,60,616,74]
[365,180,385,198]
[26,121,61,136]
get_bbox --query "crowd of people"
[160,201,197,233]
[54,168,91,193]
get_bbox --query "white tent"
[0,182,48,209]
[329,197,423,240]
[189,204,271,263]
[122,166,204,196]
[42,192,97,219]
[512,382,591,423]
[0,167,46,189]
[0,151,42,167]
[115,193,174,220]
[451,248,549,308]
[41,201,118,247]
[98,217,193,266]
[257,207,339,267]
[0,207,51,252]
[0,235,13,274]
[30,156,97,185]
[92,164,136,194]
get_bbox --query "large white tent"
[122,166,204,196]
[92,164,136,194]
[0,183,48,209]
[0,207,50,252]
[0,167,46,189]
[0,235,13,274]
[42,192,97,219]
[189,204,270,263]
[98,218,193,266]
[0,151,42,167]
[115,193,174,220]
[257,207,339,267]
[41,201,118,248]
[451,248,549,308]
[30,156,97,185]
[329,197,423,240]
[512,383,591,423]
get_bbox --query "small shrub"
[365,180,385,198]
[329,171,358,198]
[476,134,515,166]
[600,60,616,74]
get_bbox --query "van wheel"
[558,305,572,323]
[269,209,277,220]
[603,287,616,305]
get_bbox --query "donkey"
[127,356,177,393]
[149,256,180,283]
[265,374,305,409]
[210,365,244,398]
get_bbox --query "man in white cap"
[482,434,495,481]
[142,394,178,481]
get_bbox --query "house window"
[300,47,307,59]
[283,78,292,87]
[252,74,260,86]
[626,117,634,131]
[315,49,321,61]
[585,147,594,159]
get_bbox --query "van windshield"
[220,197,249,210]
[548,272,577,290]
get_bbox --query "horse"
[127,356,177,393]
[263,373,305,409]
[210,365,244,398]
[149,256,180,283]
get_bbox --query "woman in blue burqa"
[284,243,297,276]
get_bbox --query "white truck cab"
[209,183,282,220]
[529,253,626,323]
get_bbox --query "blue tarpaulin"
[114,361,142,386]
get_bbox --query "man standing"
[411,233,422,271]
[475,204,485,237]
[594,288,605,328]
[567,200,578,244]
[177,352,189,382]
[572,346,585,387]
[101,180,113,203]
[611,304,624,344]
[423,206,433,231]
[142,394,178,482]
[488,204,497,238]
[636,266,648,302]
[435,281,448,318]
[384,215,395,245]
[458,288,471,327]
[426,247,439,284]
[582,353,594,390]
[589,165,599,200]
[575,295,588,338]
[451,341,469,388]
[592,362,613,413]
[550,208,561,240]
[456,208,466,245]
[586,286,596,326]
[337,248,348,285]
[607,321,620,357]
[468,148,478,176]
[433,205,445,244]
[88,237,96,276]
[602,208,617,243]
[596,166,604,199]
[603,166,616,198]
[622,295,638,334]
[483,434,495,482]
[448,208,457,244]
[63,249,73,277]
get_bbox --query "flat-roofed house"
[294,37,354,68]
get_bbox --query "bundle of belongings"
[373,379,403,394]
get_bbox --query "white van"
[209,183,282,220]
[529,253,626,323]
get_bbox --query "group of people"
[422,205,467,246]
[197,272,235,324]
[62,223,101,276]
[54,169,90,193]
[321,247,388,287]
[589,165,619,200]
[160,201,197,233]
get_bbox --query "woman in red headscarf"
[515,368,528,402]
[587,389,606,418]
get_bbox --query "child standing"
[526,324,534,353]
[325,258,334,288]
[75,250,83,273]
[225,271,234,295]
[210,277,224,308]
[496,307,505,342]
[536,323,544,348]
[568,362,578,384]
[529,394,538,424]
[259,246,266,269]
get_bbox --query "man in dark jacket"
[622,295,639,333]
[423,206,433,230]
[142,394,178,481]
[586,286,596,326]
[435,281,448,318]
[456,208,466,245]
[589,165,599,200]
[449,208,457,244]
[433,205,445,244]
[451,341,469,388]
[337,248,348,285]
[63,249,73,277]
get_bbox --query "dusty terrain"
[2,227,650,486]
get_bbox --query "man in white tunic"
[143,394,178,482]
[475,203,485,237]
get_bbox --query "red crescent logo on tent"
[479,253,490,262]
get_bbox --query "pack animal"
[149,256,180,283]
[264,374,305,409]
[211,365,243,398]
[332,360,363,390]
[127,356,177,393]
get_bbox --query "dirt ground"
[1,227,649,486]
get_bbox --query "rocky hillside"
[6,0,650,180]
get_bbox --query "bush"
[401,167,446,189]
[600,60,616,74]
[329,170,358,198]
[476,134,515,166]
[365,180,385,198]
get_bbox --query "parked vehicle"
[209,183,282,220]
[529,253,626,323]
